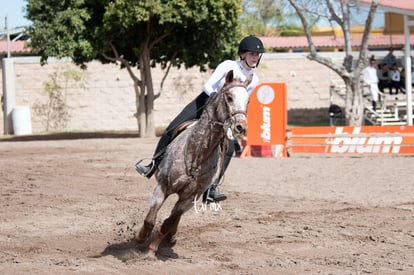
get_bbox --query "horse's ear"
[244,74,253,87]
[225,70,234,84]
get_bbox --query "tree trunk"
[133,80,141,135]
[344,77,364,126]
[143,53,155,138]
[135,43,156,138]
[137,53,147,137]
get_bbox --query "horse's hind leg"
[134,184,165,243]
[148,197,193,254]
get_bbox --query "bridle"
[213,82,248,130]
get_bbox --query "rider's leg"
[135,92,210,178]
[203,140,234,202]
[234,139,242,157]
[134,132,171,178]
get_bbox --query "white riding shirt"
[203,60,259,96]
[362,66,378,85]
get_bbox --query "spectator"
[383,47,398,69]
[377,63,392,94]
[400,68,414,90]
[400,68,406,91]
[390,63,404,94]
[412,70,414,87]
[362,56,380,110]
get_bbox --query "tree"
[240,0,285,35]
[287,0,379,125]
[26,0,242,137]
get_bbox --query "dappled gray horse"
[134,70,252,256]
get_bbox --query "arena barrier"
[242,82,414,157]
[287,125,414,155]
[242,82,288,158]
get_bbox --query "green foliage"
[26,0,94,65]
[26,0,243,136]
[26,0,242,70]
[240,0,285,36]
[278,26,305,36]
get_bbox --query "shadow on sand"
[91,238,179,262]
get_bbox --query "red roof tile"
[0,40,31,55]
[357,0,414,15]
[260,34,414,50]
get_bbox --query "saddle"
[170,119,198,140]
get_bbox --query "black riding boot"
[234,139,242,157]
[203,184,227,203]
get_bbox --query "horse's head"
[219,70,252,140]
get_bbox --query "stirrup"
[134,158,155,178]
[210,191,227,202]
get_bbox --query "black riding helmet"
[238,35,264,68]
[238,35,265,54]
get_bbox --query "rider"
[135,35,264,202]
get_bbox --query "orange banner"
[246,83,287,146]
[288,126,414,154]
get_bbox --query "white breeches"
[369,83,379,102]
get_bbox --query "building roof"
[0,40,31,55]
[357,0,414,17]
[260,34,414,51]
[3,34,412,55]
[262,1,414,51]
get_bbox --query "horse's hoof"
[165,235,177,247]
[143,249,157,260]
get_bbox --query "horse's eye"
[226,94,233,103]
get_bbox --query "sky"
[0,0,32,29]
[0,0,384,30]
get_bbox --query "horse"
[134,70,252,257]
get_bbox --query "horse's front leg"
[148,197,193,254]
[134,184,165,243]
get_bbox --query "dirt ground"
[1,137,414,274]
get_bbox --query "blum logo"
[325,127,403,154]
[260,106,271,143]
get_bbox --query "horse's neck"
[184,101,226,172]
[191,103,225,149]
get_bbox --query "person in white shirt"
[362,56,380,110]
[135,36,264,203]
